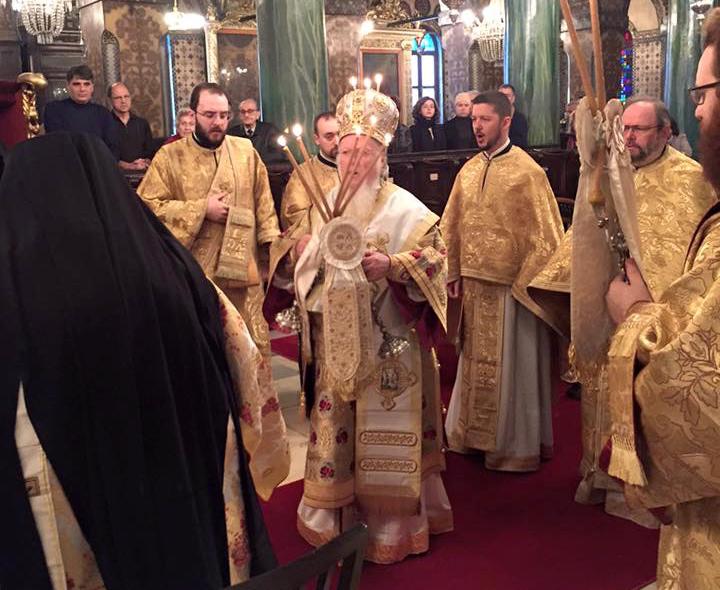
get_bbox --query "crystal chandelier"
[467,5,505,63]
[1,0,69,44]
[164,0,205,31]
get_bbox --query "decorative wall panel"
[104,2,166,135]
[326,15,364,108]
[102,29,121,87]
[441,21,473,119]
[168,32,205,116]
[632,30,664,98]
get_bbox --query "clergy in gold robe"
[441,91,564,472]
[603,17,720,587]
[280,112,340,230]
[138,83,280,357]
[268,88,452,564]
[530,98,716,525]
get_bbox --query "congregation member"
[108,81,154,171]
[228,97,286,164]
[603,10,720,586]
[387,95,412,154]
[444,91,477,150]
[529,96,716,525]
[410,96,446,152]
[280,111,340,230]
[0,132,288,589]
[43,65,118,157]
[268,87,453,563]
[138,82,280,358]
[441,91,564,471]
[498,84,529,149]
[164,106,195,144]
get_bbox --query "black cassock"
[0,132,276,590]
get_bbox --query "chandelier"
[164,0,205,30]
[467,5,505,63]
[1,0,70,44]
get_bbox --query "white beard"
[340,177,381,224]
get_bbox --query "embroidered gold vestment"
[440,146,564,467]
[280,155,339,230]
[138,136,280,355]
[271,182,453,563]
[607,208,720,589]
[530,146,716,508]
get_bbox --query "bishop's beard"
[341,176,381,224]
[699,99,720,192]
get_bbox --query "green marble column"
[505,0,560,146]
[256,0,328,153]
[665,1,718,153]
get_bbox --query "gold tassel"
[608,433,648,486]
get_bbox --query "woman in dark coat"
[410,96,446,152]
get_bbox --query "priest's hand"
[362,251,391,282]
[605,258,652,324]
[206,191,229,223]
[295,234,312,258]
[448,279,463,299]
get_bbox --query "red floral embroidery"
[425,265,436,278]
[319,463,335,479]
[318,397,333,412]
[261,397,280,416]
[335,428,348,444]
[310,430,318,445]
[66,578,76,590]
[240,403,253,425]
[410,250,422,259]
[219,303,229,326]
[439,248,447,255]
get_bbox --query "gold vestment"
[440,146,564,470]
[607,207,720,589]
[271,182,453,563]
[530,146,716,513]
[138,136,280,355]
[280,154,339,230]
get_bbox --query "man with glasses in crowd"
[228,97,286,164]
[138,82,280,357]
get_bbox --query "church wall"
[103,2,167,136]
[441,21,473,119]
[632,31,665,98]
[78,0,107,103]
[325,15,363,108]
[168,33,205,118]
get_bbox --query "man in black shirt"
[44,65,119,158]
[227,98,286,164]
[498,84,529,149]
[108,82,154,171]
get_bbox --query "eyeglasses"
[195,110,231,120]
[623,124,662,135]
[688,81,720,106]
[238,108,258,115]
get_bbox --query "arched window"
[411,32,443,118]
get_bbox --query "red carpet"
[266,335,659,589]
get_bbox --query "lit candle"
[374,73,383,92]
[293,123,332,220]
[278,135,329,222]
[349,76,358,90]
[363,78,372,90]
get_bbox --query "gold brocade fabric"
[139,136,280,355]
[439,146,564,331]
[607,211,720,587]
[280,156,339,231]
[440,147,563,453]
[529,147,717,505]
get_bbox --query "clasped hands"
[294,234,390,282]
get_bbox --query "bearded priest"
[266,88,453,564]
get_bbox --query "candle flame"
[291,123,303,137]
[374,73,382,85]
[363,78,372,90]
[349,76,358,89]
[277,135,287,148]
